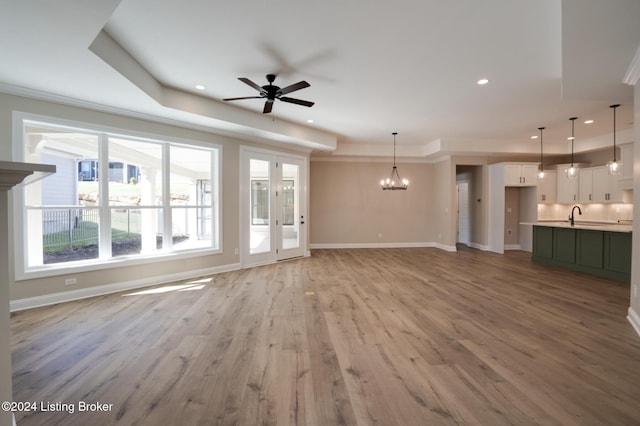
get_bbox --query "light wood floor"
[11,247,640,425]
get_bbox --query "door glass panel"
[250,159,270,254]
[282,163,299,250]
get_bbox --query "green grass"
[43,218,141,252]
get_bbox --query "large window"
[17,116,220,274]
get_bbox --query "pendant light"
[537,127,545,179]
[607,104,622,175]
[380,132,409,190]
[566,117,578,179]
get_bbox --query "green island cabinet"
[532,225,631,282]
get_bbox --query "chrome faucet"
[569,205,582,226]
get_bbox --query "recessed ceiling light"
[195,85,206,90]
[531,135,538,139]
[477,78,489,85]
[307,119,314,123]
[584,119,594,124]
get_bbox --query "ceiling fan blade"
[263,100,274,113]
[279,97,314,107]
[238,77,266,94]
[222,96,263,101]
[277,81,310,96]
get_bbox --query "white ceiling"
[1,0,640,160]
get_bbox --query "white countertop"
[523,221,633,233]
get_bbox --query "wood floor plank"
[10,247,640,425]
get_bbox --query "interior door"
[241,147,307,267]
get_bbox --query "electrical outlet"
[507,228,512,236]
[378,233,382,239]
[65,278,77,286]
[234,248,239,255]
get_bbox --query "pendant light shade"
[380,132,408,190]
[537,127,545,179]
[566,117,578,180]
[607,104,622,175]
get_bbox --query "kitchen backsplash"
[537,203,633,223]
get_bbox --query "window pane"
[250,159,270,254]
[251,180,269,225]
[108,138,162,206]
[171,206,212,251]
[24,124,100,207]
[170,145,212,206]
[111,208,163,257]
[34,208,100,265]
[23,124,101,266]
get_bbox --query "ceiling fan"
[223,74,314,113]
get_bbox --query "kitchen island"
[531,221,632,283]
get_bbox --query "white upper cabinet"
[592,166,624,203]
[504,163,538,186]
[537,171,556,204]
[579,168,594,203]
[578,166,624,203]
[618,143,633,190]
[556,165,580,204]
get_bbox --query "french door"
[240,147,307,267]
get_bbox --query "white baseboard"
[309,242,463,252]
[469,242,490,251]
[310,242,434,249]
[433,243,457,252]
[628,307,640,338]
[10,262,241,312]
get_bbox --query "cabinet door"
[576,229,603,269]
[618,143,633,189]
[521,164,538,186]
[579,169,593,203]
[557,171,579,204]
[592,167,623,203]
[537,171,556,203]
[554,227,576,264]
[533,226,554,259]
[604,232,632,275]
[504,165,523,186]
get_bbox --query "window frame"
[12,111,222,281]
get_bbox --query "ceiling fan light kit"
[223,74,314,114]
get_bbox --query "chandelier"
[380,132,408,190]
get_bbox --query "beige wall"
[310,161,433,245]
[433,159,456,248]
